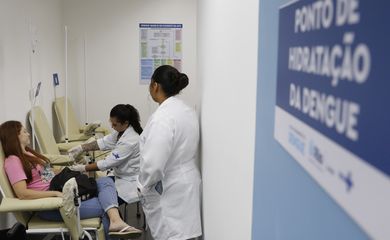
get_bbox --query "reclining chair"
[54,97,110,143]
[29,106,107,166]
[0,145,105,240]
[29,106,84,155]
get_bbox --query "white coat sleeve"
[97,141,134,171]
[137,120,173,192]
[97,131,117,151]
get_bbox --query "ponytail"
[125,104,143,135]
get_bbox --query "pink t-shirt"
[4,154,54,191]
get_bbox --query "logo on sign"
[288,126,305,155]
[309,141,323,165]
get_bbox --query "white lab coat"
[137,96,202,240]
[97,126,140,203]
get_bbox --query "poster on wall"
[139,23,182,84]
[274,0,390,239]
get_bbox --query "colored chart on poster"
[274,0,390,239]
[139,23,182,84]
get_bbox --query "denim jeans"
[38,177,119,239]
[108,176,126,205]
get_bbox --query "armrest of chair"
[44,154,73,165]
[0,197,63,212]
[95,127,110,135]
[57,141,83,152]
[83,122,101,136]
[60,134,89,143]
[80,125,109,135]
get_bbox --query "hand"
[68,145,83,161]
[69,164,86,172]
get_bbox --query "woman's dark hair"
[0,120,49,183]
[151,65,189,97]
[110,104,143,135]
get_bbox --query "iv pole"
[83,35,88,126]
[65,26,69,144]
[28,20,37,150]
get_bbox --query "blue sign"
[274,1,390,239]
[276,0,390,177]
[53,73,59,86]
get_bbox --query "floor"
[120,202,153,240]
[24,202,153,240]
[6,204,202,240]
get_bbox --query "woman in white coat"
[68,104,142,204]
[138,65,202,240]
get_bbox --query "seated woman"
[68,104,142,205]
[0,120,142,239]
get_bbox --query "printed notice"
[139,23,183,84]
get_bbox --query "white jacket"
[137,96,202,240]
[97,126,140,203]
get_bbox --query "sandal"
[108,225,142,239]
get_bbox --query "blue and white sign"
[274,0,390,239]
[53,73,59,86]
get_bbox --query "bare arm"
[12,180,62,200]
[81,141,99,152]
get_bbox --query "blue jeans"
[108,176,126,206]
[38,177,119,239]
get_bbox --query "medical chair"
[54,97,110,143]
[29,106,108,167]
[29,106,84,155]
[0,145,105,240]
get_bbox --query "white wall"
[0,0,198,231]
[0,1,260,238]
[0,23,4,122]
[0,0,65,127]
[198,0,259,239]
[0,0,65,229]
[62,0,198,128]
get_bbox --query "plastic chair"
[0,145,105,240]
[53,97,110,143]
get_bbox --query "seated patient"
[0,120,141,239]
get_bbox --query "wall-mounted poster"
[274,0,390,239]
[139,23,182,84]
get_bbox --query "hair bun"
[151,65,189,96]
[177,73,189,91]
